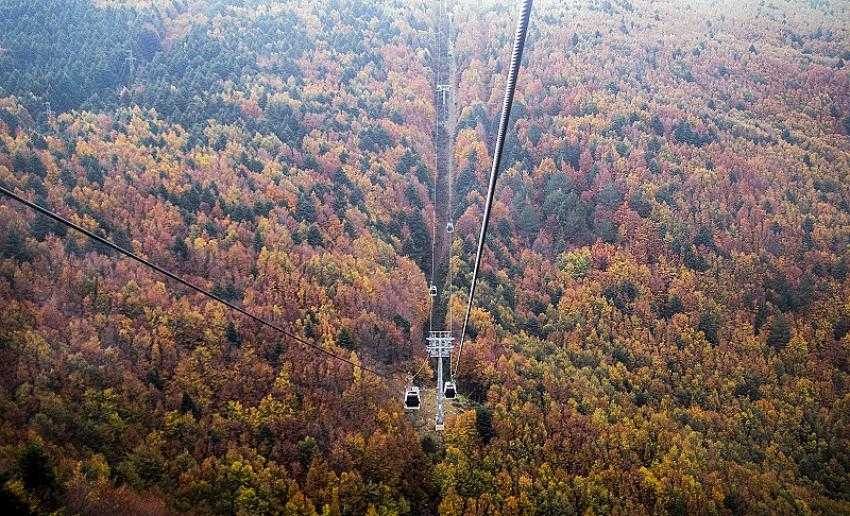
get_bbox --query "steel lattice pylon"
[426,331,454,430]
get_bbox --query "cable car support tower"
[427,331,454,430]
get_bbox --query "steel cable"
[454,0,533,376]
[0,185,388,378]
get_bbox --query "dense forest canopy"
[1,0,850,514]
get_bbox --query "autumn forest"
[1,0,850,514]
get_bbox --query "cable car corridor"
[403,0,462,433]
[404,0,533,432]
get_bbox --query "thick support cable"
[454,0,533,376]
[0,185,386,379]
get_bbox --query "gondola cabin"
[444,381,457,399]
[404,386,421,410]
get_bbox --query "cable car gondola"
[446,221,454,234]
[429,285,437,297]
[444,381,457,399]
[404,386,421,410]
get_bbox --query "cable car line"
[454,0,533,377]
[0,185,388,379]
[410,356,430,381]
[404,0,459,420]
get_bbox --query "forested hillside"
[1,0,849,514]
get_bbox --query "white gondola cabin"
[446,221,454,234]
[444,381,457,399]
[404,386,421,410]
[429,285,438,297]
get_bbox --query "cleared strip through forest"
[429,0,456,333]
